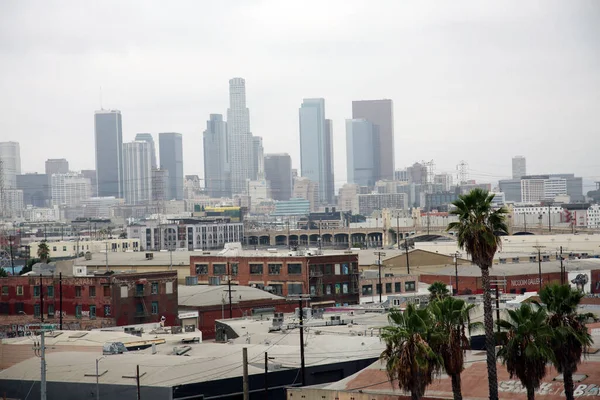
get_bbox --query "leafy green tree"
[429,297,481,400]
[428,281,450,302]
[539,284,593,400]
[381,304,442,400]
[496,304,554,400]
[37,241,50,263]
[447,188,508,400]
[0,267,7,277]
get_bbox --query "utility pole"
[533,245,545,291]
[227,261,233,318]
[264,352,269,399]
[59,272,63,330]
[104,242,108,271]
[9,232,15,275]
[242,348,249,400]
[560,246,564,285]
[136,365,141,400]
[396,215,400,250]
[374,251,386,303]
[548,204,552,233]
[453,252,460,295]
[40,277,47,400]
[495,285,500,333]
[95,357,105,400]
[298,298,306,386]
[404,239,410,275]
[287,219,290,250]
[169,246,173,270]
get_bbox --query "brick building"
[359,270,419,303]
[0,270,178,337]
[178,284,297,339]
[189,246,360,307]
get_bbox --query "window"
[166,281,173,294]
[104,305,111,316]
[342,264,349,275]
[34,304,41,317]
[195,263,208,275]
[48,304,55,317]
[53,246,57,251]
[33,286,40,297]
[0,303,9,314]
[288,283,303,295]
[385,283,392,293]
[287,263,302,274]
[151,301,159,315]
[75,305,82,318]
[16,286,23,296]
[325,284,332,295]
[2,286,8,295]
[231,263,239,276]
[47,286,54,298]
[75,286,82,297]
[151,282,159,294]
[324,264,333,275]
[395,282,401,293]
[90,305,96,319]
[15,302,24,314]
[103,286,110,297]
[268,264,281,275]
[310,285,316,296]
[213,264,226,275]
[136,284,144,296]
[342,283,349,294]
[89,286,96,297]
[250,263,263,275]
[362,285,373,295]
[270,284,283,296]
[405,281,416,291]
[63,246,67,251]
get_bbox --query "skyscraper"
[203,114,231,198]
[17,173,50,207]
[227,77,254,195]
[123,141,153,205]
[264,153,292,201]
[94,110,123,198]
[252,136,265,180]
[352,99,394,181]
[51,173,91,207]
[0,141,21,188]
[45,158,69,176]
[135,133,157,169]
[512,156,527,179]
[346,119,376,187]
[299,98,334,203]
[159,132,183,200]
[81,170,98,197]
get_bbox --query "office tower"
[17,173,50,207]
[549,173,584,202]
[45,158,69,176]
[203,114,231,198]
[1,189,24,217]
[252,136,264,180]
[434,173,454,192]
[227,77,254,195]
[264,153,292,201]
[152,168,169,202]
[123,141,153,205]
[81,170,98,197]
[299,98,334,203]
[498,179,522,202]
[94,110,123,198]
[159,132,183,200]
[338,183,359,213]
[51,173,91,207]
[293,177,319,212]
[407,162,428,184]
[394,169,409,183]
[352,99,394,180]
[184,175,202,199]
[346,119,376,187]
[0,141,21,188]
[135,133,157,169]
[512,156,527,179]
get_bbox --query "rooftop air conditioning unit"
[146,253,154,260]
[185,276,198,286]
[84,252,92,260]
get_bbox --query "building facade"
[51,173,92,207]
[512,156,526,179]
[151,168,169,203]
[94,110,123,198]
[45,158,69,176]
[264,153,292,201]
[337,184,359,214]
[227,78,255,195]
[123,141,153,205]
[352,99,395,181]
[1,189,24,217]
[293,177,319,212]
[358,193,408,216]
[499,179,522,203]
[203,114,231,198]
[299,98,334,204]
[0,141,21,189]
[80,170,97,197]
[81,196,123,219]
[134,133,157,169]
[189,251,360,305]
[159,132,184,200]
[346,119,376,188]
[17,173,50,208]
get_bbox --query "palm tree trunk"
[563,369,575,400]
[412,392,421,400]
[526,384,535,400]
[480,266,499,400]
[451,373,463,400]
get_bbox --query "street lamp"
[96,356,106,400]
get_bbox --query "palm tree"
[428,281,450,302]
[496,304,554,400]
[539,284,593,400]
[381,304,441,400]
[429,296,481,400]
[447,188,508,400]
[37,241,50,263]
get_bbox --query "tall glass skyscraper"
[264,153,292,201]
[94,110,123,198]
[227,78,254,195]
[346,119,376,187]
[299,98,334,204]
[203,114,230,198]
[123,141,153,205]
[159,132,183,200]
[135,133,157,170]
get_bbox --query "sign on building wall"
[569,270,591,293]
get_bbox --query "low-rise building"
[29,238,140,258]
[358,193,407,216]
[359,270,419,304]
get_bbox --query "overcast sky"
[1,0,599,191]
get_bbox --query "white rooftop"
[178,284,285,307]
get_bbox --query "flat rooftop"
[178,284,285,307]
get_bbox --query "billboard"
[569,270,591,294]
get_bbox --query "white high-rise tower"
[227,78,254,195]
[123,141,153,204]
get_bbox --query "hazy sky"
[1,0,599,191]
